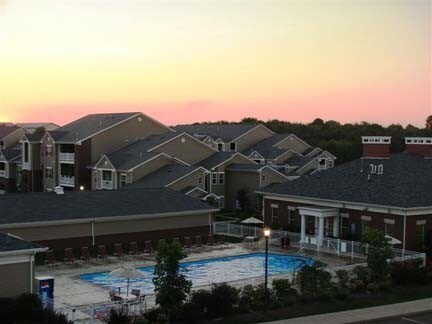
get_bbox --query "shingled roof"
[0,188,217,226]
[261,154,432,209]
[0,233,45,253]
[50,112,141,143]
[174,124,258,142]
[124,165,202,189]
[0,125,20,139]
[243,135,289,159]
[197,152,237,169]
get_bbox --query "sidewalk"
[264,297,432,324]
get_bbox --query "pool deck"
[36,242,358,310]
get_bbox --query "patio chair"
[109,290,123,301]
[129,242,139,255]
[131,289,141,297]
[45,250,58,267]
[64,248,76,264]
[113,243,125,257]
[97,245,108,259]
[184,237,193,248]
[207,234,215,246]
[194,235,203,247]
[80,247,91,263]
[144,240,153,255]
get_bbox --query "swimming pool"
[81,253,314,295]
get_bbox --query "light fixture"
[79,185,84,191]
[263,227,271,238]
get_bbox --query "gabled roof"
[0,125,20,140]
[0,233,45,253]
[49,112,142,143]
[174,124,259,142]
[0,188,218,226]
[123,165,202,189]
[243,135,290,159]
[22,132,45,143]
[285,153,316,167]
[0,147,21,162]
[197,152,237,169]
[261,154,432,209]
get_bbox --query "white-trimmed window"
[217,143,224,151]
[45,167,53,179]
[45,144,53,156]
[120,173,128,187]
[229,142,237,152]
[361,215,371,233]
[211,172,218,185]
[341,213,349,237]
[198,176,202,184]
[384,219,395,236]
[271,204,279,224]
[287,207,295,224]
[416,220,426,244]
[102,170,112,182]
[218,172,225,184]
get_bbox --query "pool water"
[80,253,314,295]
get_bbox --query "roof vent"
[404,137,432,158]
[54,186,64,195]
[361,136,391,159]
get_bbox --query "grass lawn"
[209,284,432,324]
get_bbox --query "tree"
[235,188,252,212]
[427,115,432,129]
[153,239,192,321]
[296,261,332,299]
[361,228,393,283]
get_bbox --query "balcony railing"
[59,175,75,187]
[59,152,75,163]
[0,170,6,178]
[101,180,114,190]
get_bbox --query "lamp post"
[263,227,271,307]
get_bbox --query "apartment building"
[30,112,172,192]
[0,125,27,193]
[259,136,432,251]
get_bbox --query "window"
[218,172,225,184]
[217,143,224,151]
[45,145,53,156]
[198,176,202,184]
[341,217,349,237]
[325,217,334,236]
[23,142,29,163]
[120,174,127,187]
[416,220,426,244]
[262,174,266,182]
[361,220,370,233]
[327,160,334,168]
[229,142,237,152]
[271,207,279,224]
[384,219,395,236]
[102,170,112,182]
[211,172,218,185]
[287,208,295,224]
[45,167,53,179]
[0,162,5,171]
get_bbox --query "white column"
[318,217,324,246]
[301,214,306,243]
[333,215,339,238]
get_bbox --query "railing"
[101,180,114,190]
[59,175,75,186]
[213,222,426,265]
[59,152,75,162]
[0,170,6,177]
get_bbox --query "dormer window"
[217,143,224,151]
[229,142,237,152]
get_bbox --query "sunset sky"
[0,0,430,127]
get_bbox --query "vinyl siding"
[235,125,273,152]
[274,135,309,154]
[167,169,207,192]
[131,155,176,182]
[0,261,31,298]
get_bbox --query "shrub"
[391,260,430,285]
[335,270,349,288]
[104,307,132,324]
[206,283,240,318]
[362,229,393,283]
[238,285,264,313]
[352,266,371,285]
[178,289,211,322]
[271,279,297,306]
[143,308,165,324]
[296,261,332,300]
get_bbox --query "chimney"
[405,137,432,158]
[361,136,391,158]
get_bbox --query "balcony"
[101,180,114,190]
[59,175,75,187]
[59,152,75,163]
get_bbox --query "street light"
[263,227,271,308]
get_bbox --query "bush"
[296,261,332,300]
[352,266,371,285]
[335,270,349,288]
[206,283,240,318]
[391,260,431,285]
[104,307,132,324]
[144,308,165,324]
[179,289,211,322]
[271,279,297,306]
[238,285,264,313]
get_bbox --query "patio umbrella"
[385,235,402,245]
[110,265,147,296]
[241,217,264,225]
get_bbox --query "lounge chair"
[144,240,153,255]
[113,243,125,258]
[64,248,76,264]
[194,235,203,247]
[184,237,193,248]
[97,245,107,259]
[207,234,215,246]
[45,250,58,267]
[129,242,139,255]
[109,290,123,301]
[80,247,91,263]
[131,289,141,297]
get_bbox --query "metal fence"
[213,221,426,265]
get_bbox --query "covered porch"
[299,206,339,246]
